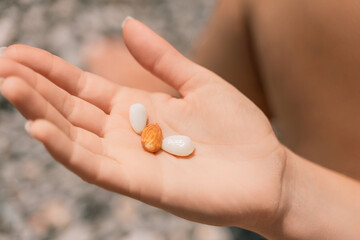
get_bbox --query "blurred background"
[0,0,265,239]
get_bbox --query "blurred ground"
[0,0,238,239]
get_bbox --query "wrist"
[271,148,360,240]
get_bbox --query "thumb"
[121,17,213,96]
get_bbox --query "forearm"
[270,148,360,240]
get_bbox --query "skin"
[192,0,360,180]
[1,18,360,239]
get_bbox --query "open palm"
[0,19,286,232]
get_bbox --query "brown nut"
[141,123,163,153]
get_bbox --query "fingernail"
[25,120,33,135]
[0,47,7,56]
[121,16,134,29]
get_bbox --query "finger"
[1,76,104,154]
[3,45,119,112]
[27,119,134,197]
[26,119,109,183]
[122,17,214,96]
[0,58,108,136]
[27,118,164,203]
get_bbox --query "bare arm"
[266,149,360,240]
[192,0,271,117]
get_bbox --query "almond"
[141,123,163,153]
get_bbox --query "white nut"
[162,135,194,157]
[129,103,147,134]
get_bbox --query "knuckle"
[62,95,77,120]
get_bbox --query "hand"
[0,18,287,235]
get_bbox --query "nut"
[141,123,163,153]
[129,103,147,134]
[162,135,194,157]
